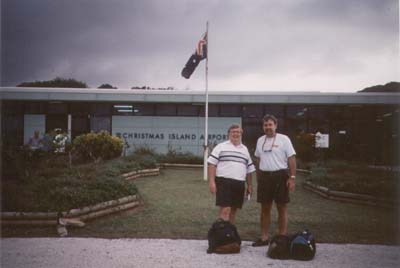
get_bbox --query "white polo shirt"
[208,140,256,181]
[255,133,296,171]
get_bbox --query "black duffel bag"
[267,230,316,261]
[267,234,291,259]
[207,218,241,254]
[289,229,316,261]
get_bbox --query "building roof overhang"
[1,87,399,105]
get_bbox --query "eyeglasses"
[262,135,276,152]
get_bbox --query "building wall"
[1,100,399,165]
[112,116,241,155]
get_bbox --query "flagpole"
[203,21,209,181]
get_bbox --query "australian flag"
[181,32,207,79]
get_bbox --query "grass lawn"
[3,168,399,244]
[70,168,399,244]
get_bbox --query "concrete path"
[1,238,399,268]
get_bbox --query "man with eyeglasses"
[208,124,256,224]
[252,114,296,247]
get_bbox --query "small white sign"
[315,132,329,148]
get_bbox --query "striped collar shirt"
[207,140,256,181]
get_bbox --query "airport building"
[1,87,399,164]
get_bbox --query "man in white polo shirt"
[252,114,296,247]
[208,124,256,224]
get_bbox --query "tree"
[130,85,175,90]
[98,83,117,89]
[358,82,400,93]
[17,77,88,88]
[131,85,150,90]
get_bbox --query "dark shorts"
[215,177,246,209]
[257,170,290,204]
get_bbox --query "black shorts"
[215,177,246,209]
[257,170,290,204]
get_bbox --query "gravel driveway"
[2,238,399,268]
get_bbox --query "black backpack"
[207,219,241,254]
[290,230,316,260]
[267,234,291,259]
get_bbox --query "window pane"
[199,104,219,117]
[134,103,154,116]
[286,105,307,119]
[219,104,241,117]
[90,116,111,133]
[72,115,89,139]
[308,106,329,133]
[155,104,176,116]
[264,105,284,118]
[113,104,134,116]
[242,104,263,118]
[46,115,68,133]
[48,102,68,114]
[177,104,199,116]
[71,102,90,116]
[2,114,23,145]
[24,102,46,114]
[97,103,156,116]
[91,103,111,116]
[285,105,308,136]
[3,101,23,115]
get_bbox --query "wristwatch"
[290,175,296,180]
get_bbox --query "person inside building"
[252,114,296,247]
[207,124,256,224]
[27,130,43,150]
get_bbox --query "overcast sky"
[1,0,399,92]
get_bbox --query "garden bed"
[1,167,159,236]
[1,145,202,217]
[1,158,141,212]
[306,160,399,202]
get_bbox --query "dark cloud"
[1,0,398,91]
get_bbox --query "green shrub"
[105,158,140,174]
[126,146,203,165]
[2,143,69,181]
[125,154,157,169]
[158,148,203,164]
[72,131,123,162]
[135,154,158,168]
[132,146,157,157]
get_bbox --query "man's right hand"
[209,180,217,194]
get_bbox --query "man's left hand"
[287,178,295,192]
[246,185,253,195]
